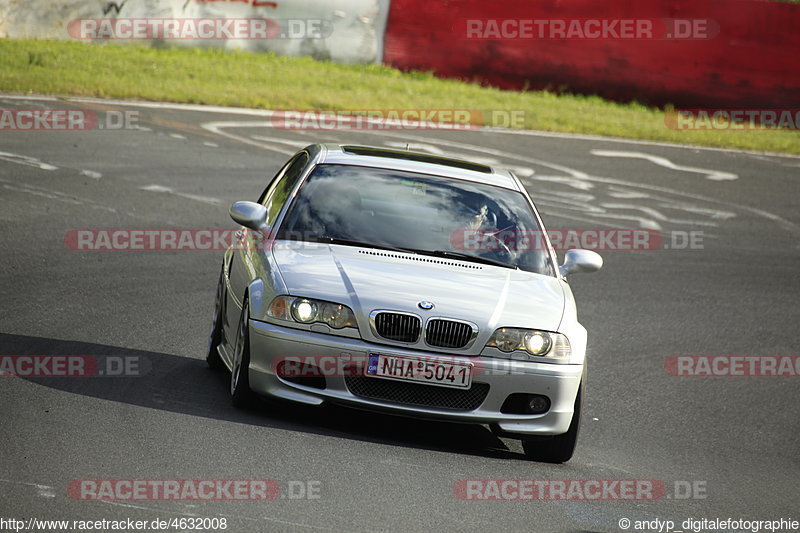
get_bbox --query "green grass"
[1,39,798,154]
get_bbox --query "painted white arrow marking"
[590,149,738,181]
[201,121,294,155]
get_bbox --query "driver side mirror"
[559,249,603,276]
[229,201,269,231]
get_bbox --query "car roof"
[315,144,521,191]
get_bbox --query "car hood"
[272,242,565,346]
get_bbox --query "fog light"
[500,393,551,415]
[527,395,550,413]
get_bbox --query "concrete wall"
[0,0,388,63]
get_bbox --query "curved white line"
[201,121,294,155]
[590,149,738,181]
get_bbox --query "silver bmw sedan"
[208,144,602,463]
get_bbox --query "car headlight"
[267,296,357,329]
[486,328,570,359]
[291,298,318,323]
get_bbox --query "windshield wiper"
[422,249,518,270]
[311,236,410,254]
[312,238,517,269]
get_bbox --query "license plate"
[365,353,473,389]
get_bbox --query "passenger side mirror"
[229,201,269,231]
[559,249,603,276]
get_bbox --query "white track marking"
[607,189,650,199]
[746,154,800,167]
[606,185,737,220]
[0,96,59,102]
[250,135,308,148]
[543,190,596,203]
[480,126,800,159]
[3,183,83,205]
[373,130,593,179]
[98,500,204,517]
[599,203,720,227]
[535,199,665,230]
[590,149,739,181]
[203,142,219,148]
[531,175,595,191]
[38,486,56,498]
[291,129,348,144]
[0,151,58,171]
[0,478,55,498]
[0,179,116,212]
[10,94,789,232]
[53,96,800,159]
[67,97,279,117]
[201,122,294,155]
[80,170,102,179]
[358,131,798,233]
[537,209,623,228]
[169,133,187,140]
[140,184,221,205]
[1,184,78,205]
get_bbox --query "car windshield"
[276,164,554,276]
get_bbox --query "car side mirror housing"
[229,201,269,231]
[559,249,603,276]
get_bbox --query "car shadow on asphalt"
[1,333,527,462]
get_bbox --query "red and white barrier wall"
[383,0,800,108]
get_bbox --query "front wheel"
[521,385,582,463]
[230,297,253,408]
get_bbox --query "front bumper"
[247,319,584,436]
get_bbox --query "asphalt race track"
[1,95,798,533]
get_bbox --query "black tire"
[206,265,226,371]
[521,385,583,463]
[230,297,253,408]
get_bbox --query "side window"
[257,158,292,204]
[262,153,309,226]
